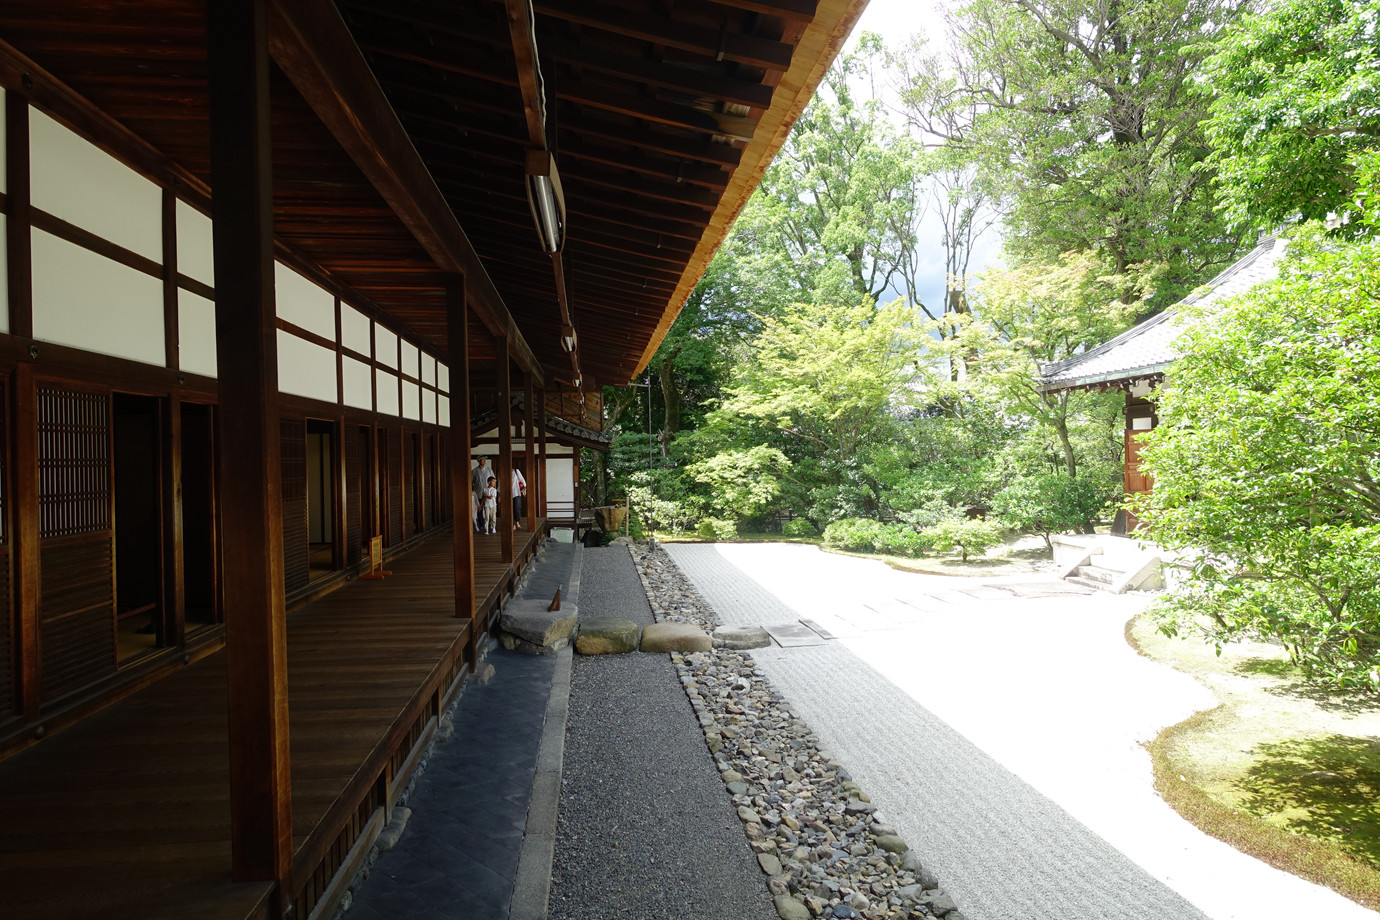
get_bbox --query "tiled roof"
[1036,234,1290,391]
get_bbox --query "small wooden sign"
[360,535,393,580]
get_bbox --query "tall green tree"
[898,0,1250,301]
[1200,0,1380,232]
[955,250,1155,476]
[741,41,927,305]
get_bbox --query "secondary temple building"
[0,2,865,917]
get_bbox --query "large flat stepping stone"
[499,600,578,653]
[640,621,712,653]
[713,625,771,650]
[762,621,828,647]
[575,617,640,655]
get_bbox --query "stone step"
[1066,575,1113,591]
[1073,564,1121,584]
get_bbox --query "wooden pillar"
[523,374,536,532]
[208,0,293,887]
[536,387,548,517]
[496,338,514,564]
[12,364,39,720]
[447,278,476,660]
[162,394,186,647]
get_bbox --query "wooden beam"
[268,0,543,384]
[503,0,548,149]
[447,277,476,663]
[533,0,796,71]
[208,0,294,888]
[496,337,514,564]
[6,92,32,340]
[353,0,777,108]
[524,373,537,532]
[12,364,39,721]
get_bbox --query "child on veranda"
[482,476,499,534]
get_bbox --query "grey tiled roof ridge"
[1036,233,1284,390]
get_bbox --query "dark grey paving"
[347,646,555,920]
[547,545,775,920]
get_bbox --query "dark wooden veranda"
[0,524,545,920]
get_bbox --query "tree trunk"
[657,354,682,439]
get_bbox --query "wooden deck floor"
[0,523,545,920]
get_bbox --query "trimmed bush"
[782,518,819,537]
[822,518,883,552]
[923,518,1003,561]
[696,517,738,542]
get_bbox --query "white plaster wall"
[439,395,450,427]
[401,378,421,421]
[375,326,398,368]
[422,389,436,424]
[275,263,335,341]
[343,355,373,411]
[176,200,215,286]
[422,354,436,386]
[32,229,164,365]
[401,341,419,379]
[277,329,337,404]
[178,288,217,377]
[30,109,162,262]
[546,457,575,505]
[341,304,371,355]
[376,368,399,416]
[437,363,449,393]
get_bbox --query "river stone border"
[633,546,966,920]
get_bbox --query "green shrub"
[696,517,738,542]
[782,518,819,537]
[923,518,1003,561]
[991,472,1113,547]
[822,517,884,552]
[871,523,932,558]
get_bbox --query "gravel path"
[547,545,775,920]
[663,542,1379,920]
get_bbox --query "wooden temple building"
[0,1,865,917]
[1036,232,1290,531]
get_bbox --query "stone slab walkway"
[665,542,1376,920]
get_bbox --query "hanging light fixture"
[526,149,566,253]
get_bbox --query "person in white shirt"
[511,466,527,529]
[470,457,492,532]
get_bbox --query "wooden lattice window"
[38,388,111,538]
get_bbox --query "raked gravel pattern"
[635,545,969,920]
[662,542,1210,920]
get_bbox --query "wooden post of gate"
[360,535,392,580]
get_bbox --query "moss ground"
[1129,618,1380,909]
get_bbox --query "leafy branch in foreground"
[1138,221,1380,690]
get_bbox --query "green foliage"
[957,251,1155,476]
[1201,0,1380,231]
[924,517,1004,562]
[686,445,791,522]
[897,0,1249,297]
[1139,222,1380,689]
[992,471,1116,547]
[822,517,885,552]
[719,296,925,468]
[696,517,739,542]
[782,518,819,537]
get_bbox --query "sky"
[831,0,1006,315]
